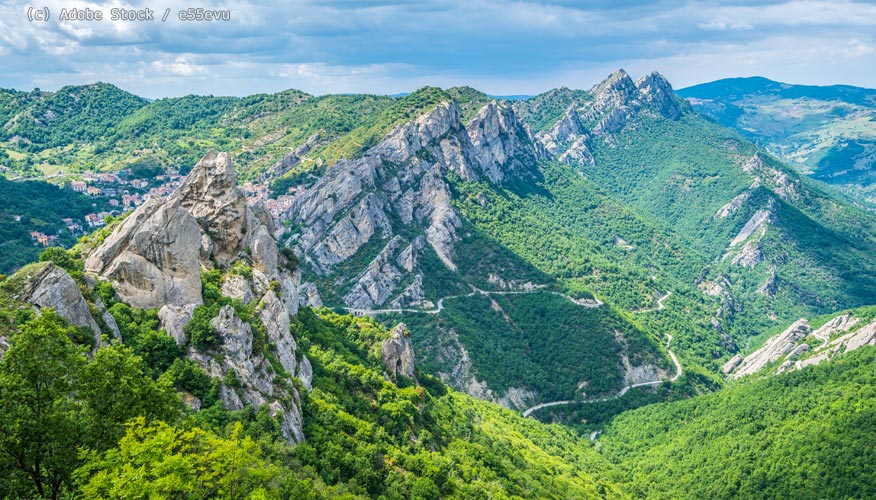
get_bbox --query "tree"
[0,310,86,499]
[78,344,180,451]
[76,419,283,499]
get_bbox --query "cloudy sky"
[1,0,875,97]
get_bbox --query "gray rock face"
[297,356,313,391]
[158,304,197,345]
[466,101,538,183]
[85,151,283,311]
[812,314,859,341]
[84,196,203,310]
[174,151,249,266]
[576,69,685,140]
[536,106,595,167]
[17,262,102,346]
[298,282,323,308]
[381,323,416,382]
[85,151,308,443]
[635,72,684,120]
[258,290,298,376]
[757,268,778,297]
[722,354,743,374]
[221,274,254,304]
[285,99,539,309]
[730,319,811,378]
[189,304,305,443]
[798,319,876,370]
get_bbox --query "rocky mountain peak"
[590,69,638,106]
[466,100,538,183]
[173,151,249,265]
[84,151,306,442]
[635,71,683,119]
[85,151,281,310]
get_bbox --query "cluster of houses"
[70,169,183,208]
[19,166,308,249]
[29,231,59,247]
[242,182,304,219]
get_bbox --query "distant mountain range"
[679,77,876,208]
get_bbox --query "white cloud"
[697,19,754,31]
[151,55,208,76]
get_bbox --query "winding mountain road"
[343,287,603,317]
[631,290,673,313]
[343,284,681,421]
[521,332,682,418]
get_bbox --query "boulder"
[381,323,417,382]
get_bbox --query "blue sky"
[1,0,875,97]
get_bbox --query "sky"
[1,0,875,98]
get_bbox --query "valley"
[1,69,875,499]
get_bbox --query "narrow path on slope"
[343,287,603,316]
[631,290,673,313]
[521,333,682,418]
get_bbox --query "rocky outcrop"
[536,106,595,166]
[298,282,323,308]
[578,69,685,140]
[797,319,876,370]
[85,151,308,443]
[715,181,760,218]
[757,268,778,296]
[811,314,860,341]
[635,72,684,120]
[730,319,810,378]
[285,98,539,309]
[263,133,319,181]
[731,241,764,267]
[729,208,772,247]
[16,262,102,346]
[188,305,304,442]
[86,151,291,309]
[381,323,417,382]
[466,101,538,183]
[722,354,743,374]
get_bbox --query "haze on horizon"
[1,0,875,98]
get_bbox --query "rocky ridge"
[284,98,540,310]
[84,151,309,442]
[725,312,876,378]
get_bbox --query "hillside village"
[10,166,300,250]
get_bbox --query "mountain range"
[679,76,876,208]
[1,70,875,498]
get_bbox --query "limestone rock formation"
[85,150,308,442]
[730,319,810,378]
[797,319,876,370]
[285,98,540,309]
[812,314,860,341]
[635,72,684,120]
[381,323,417,382]
[16,262,103,346]
[577,69,686,140]
[722,354,743,374]
[536,106,595,167]
[187,305,305,442]
[466,101,538,183]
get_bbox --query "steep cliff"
[84,151,308,442]
[285,98,542,310]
